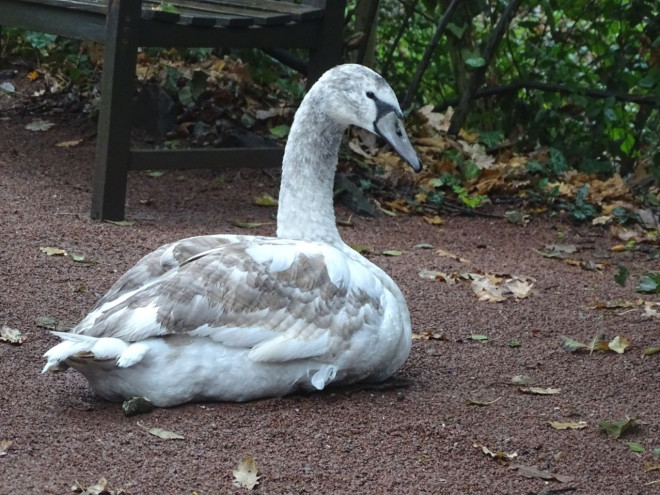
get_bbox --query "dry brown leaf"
[607,335,630,354]
[611,224,655,243]
[504,278,534,299]
[412,331,447,340]
[510,464,574,482]
[549,421,588,430]
[0,439,13,456]
[232,456,260,490]
[418,269,457,285]
[55,139,83,148]
[0,326,24,344]
[40,246,67,256]
[474,443,518,461]
[471,274,533,302]
[71,477,113,495]
[148,427,184,440]
[435,248,469,263]
[645,462,660,472]
[423,215,444,225]
[417,104,452,133]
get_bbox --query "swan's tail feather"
[42,331,144,373]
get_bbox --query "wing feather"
[72,239,384,364]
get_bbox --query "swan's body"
[43,64,420,407]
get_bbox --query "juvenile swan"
[43,64,421,407]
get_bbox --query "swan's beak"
[374,111,421,172]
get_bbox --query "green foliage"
[560,184,599,221]
[636,272,660,293]
[373,0,660,178]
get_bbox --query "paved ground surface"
[1,115,659,494]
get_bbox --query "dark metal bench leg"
[91,0,141,220]
[305,0,346,87]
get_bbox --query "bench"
[0,0,346,220]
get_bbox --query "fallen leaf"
[471,275,506,302]
[382,249,403,256]
[549,421,588,430]
[592,215,612,225]
[351,244,373,254]
[645,462,660,472]
[412,331,446,340]
[423,215,444,225]
[148,427,184,440]
[0,326,25,344]
[40,246,67,256]
[0,81,15,93]
[71,477,117,495]
[627,442,645,453]
[55,139,83,148]
[468,334,490,343]
[413,243,434,249]
[507,340,521,348]
[614,265,630,287]
[636,272,660,294]
[519,387,561,395]
[511,375,534,386]
[598,417,638,439]
[505,210,529,226]
[435,248,470,263]
[27,70,39,81]
[642,346,660,356]
[418,269,458,284]
[467,397,502,406]
[232,456,260,490]
[146,170,165,178]
[474,443,518,461]
[230,220,271,229]
[253,193,278,206]
[35,316,73,331]
[504,278,534,298]
[510,464,574,482]
[560,336,589,353]
[269,124,290,138]
[545,244,578,254]
[0,439,13,456]
[25,119,55,131]
[608,335,630,354]
[105,220,136,227]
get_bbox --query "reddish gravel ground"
[1,113,659,495]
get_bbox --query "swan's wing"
[93,234,251,309]
[73,240,384,364]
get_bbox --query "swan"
[42,64,420,407]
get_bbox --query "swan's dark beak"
[374,111,421,172]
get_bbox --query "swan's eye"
[366,91,375,99]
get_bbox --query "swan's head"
[312,64,421,172]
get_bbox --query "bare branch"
[447,0,524,135]
[401,0,462,110]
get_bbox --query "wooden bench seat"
[0,0,346,219]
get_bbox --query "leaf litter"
[148,427,184,440]
[598,417,638,439]
[560,334,630,354]
[473,443,518,461]
[0,326,24,344]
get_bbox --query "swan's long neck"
[277,91,345,246]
